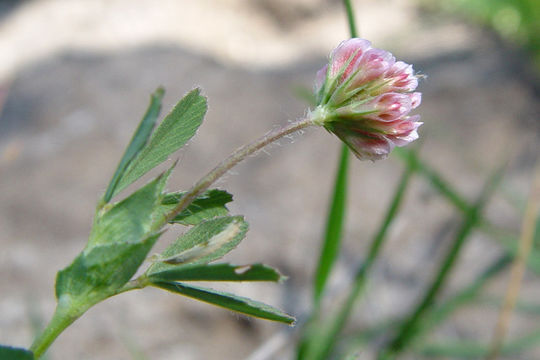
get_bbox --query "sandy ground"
[0,0,539,359]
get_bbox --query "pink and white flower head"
[310,38,423,161]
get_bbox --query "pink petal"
[410,92,422,109]
[333,127,393,161]
[315,64,328,93]
[329,38,372,79]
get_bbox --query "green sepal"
[147,263,284,282]
[152,281,295,325]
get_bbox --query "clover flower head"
[310,38,423,161]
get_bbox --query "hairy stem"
[162,118,314,225]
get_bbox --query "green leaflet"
[56,168,172,303]
[160,189,233,225]
[148,263,284,282]
[152,281,295,325]
[113,89,207,196]
[0,346,34,360]
[147,216,248,275]
[104,88,164,202]
[55,233,161,302]
[89,169,171,249]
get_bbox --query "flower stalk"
[162,117,314,226]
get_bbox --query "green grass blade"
[475,294,540,316]
[305,159,415,360]
[103,88,164,203]
[482,217,540,274]
[418,328,540,358]
[417,255,511,337]
[340,256,511,357]
[152,281,295,324]
[381,164,506,358]
[314,144,349,303]
[147,263,284,282]
[394,148,470,213]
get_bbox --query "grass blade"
[305,157,415,360]
[394,148,470,213]
[381,164,506,358]
[418,328,540,358]
[314,144,349,303]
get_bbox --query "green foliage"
[147,216,248,273]
[104,88,164,202]
[161,189,233,225]
[0,346,34,360]
[90,169,171,248]
[382,165,506,357]
[419,328,540,358]
[153,281,295,324]
[314,145,349,303]
[56,170,171,304]
[56,234,161,303]
[148,263,284,282]
[433,0,540,67]
[299,160,414,360]
[146,215,295,324]
[111,88,207,198]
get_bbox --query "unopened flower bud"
[310,38,423,161]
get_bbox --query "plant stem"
[30,300,86,359]
[163,118,314,225]
[343,0,358,37]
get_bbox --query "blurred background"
[0,0,538,359]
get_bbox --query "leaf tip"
[154,86,165,99]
